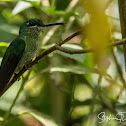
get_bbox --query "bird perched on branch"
[0,18,64,93]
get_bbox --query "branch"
[55,44,93,54]
[55,38,126,54]
[0,30,82,96]
[0,30,126,96]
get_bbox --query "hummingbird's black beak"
[43,22,65,27]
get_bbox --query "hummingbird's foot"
[25,59,33,70]
[14,73,17,76]
[14,73,21,81]
[17,78,21,81]
[25,64,30,70]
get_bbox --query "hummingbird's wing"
[0,38,26,93]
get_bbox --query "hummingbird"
[0,18,64,93]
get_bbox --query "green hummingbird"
[0,18,64,92]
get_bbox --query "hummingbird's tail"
[0,55,22,95]
[0,66,12,94]
[0,38,25,96]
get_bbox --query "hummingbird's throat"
[27,26,44,35]
[15,32,39,73]
[19,26,44,36]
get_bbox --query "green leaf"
[43,6,65,15]
[12,1,32,16]
[50,65,99,74]
[57,44,85,63]
[19,112,60,126]
[0,24,19,35]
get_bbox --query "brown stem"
[118,0,126,70]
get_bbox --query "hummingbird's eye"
[27,22,35,26]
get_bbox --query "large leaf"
[12,1,32,16]
[0,24,19,35]
[57,44,85,63]
[27,66,100,85]
[18,112,60,126]
[50,65,99,74]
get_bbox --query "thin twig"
[58,30,82,46]
[55,38,126,54]
[55,44,93,54]
[118,0,126,71]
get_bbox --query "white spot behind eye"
[26,22,37,27]
[27,22,30,26]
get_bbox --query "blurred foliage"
[0,0,126,126]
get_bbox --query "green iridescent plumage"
[1,38,25,69]
[0,38,25,91]
[0,18,64,93]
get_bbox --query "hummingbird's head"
[19,18,65,36]
[19,18,45,36]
